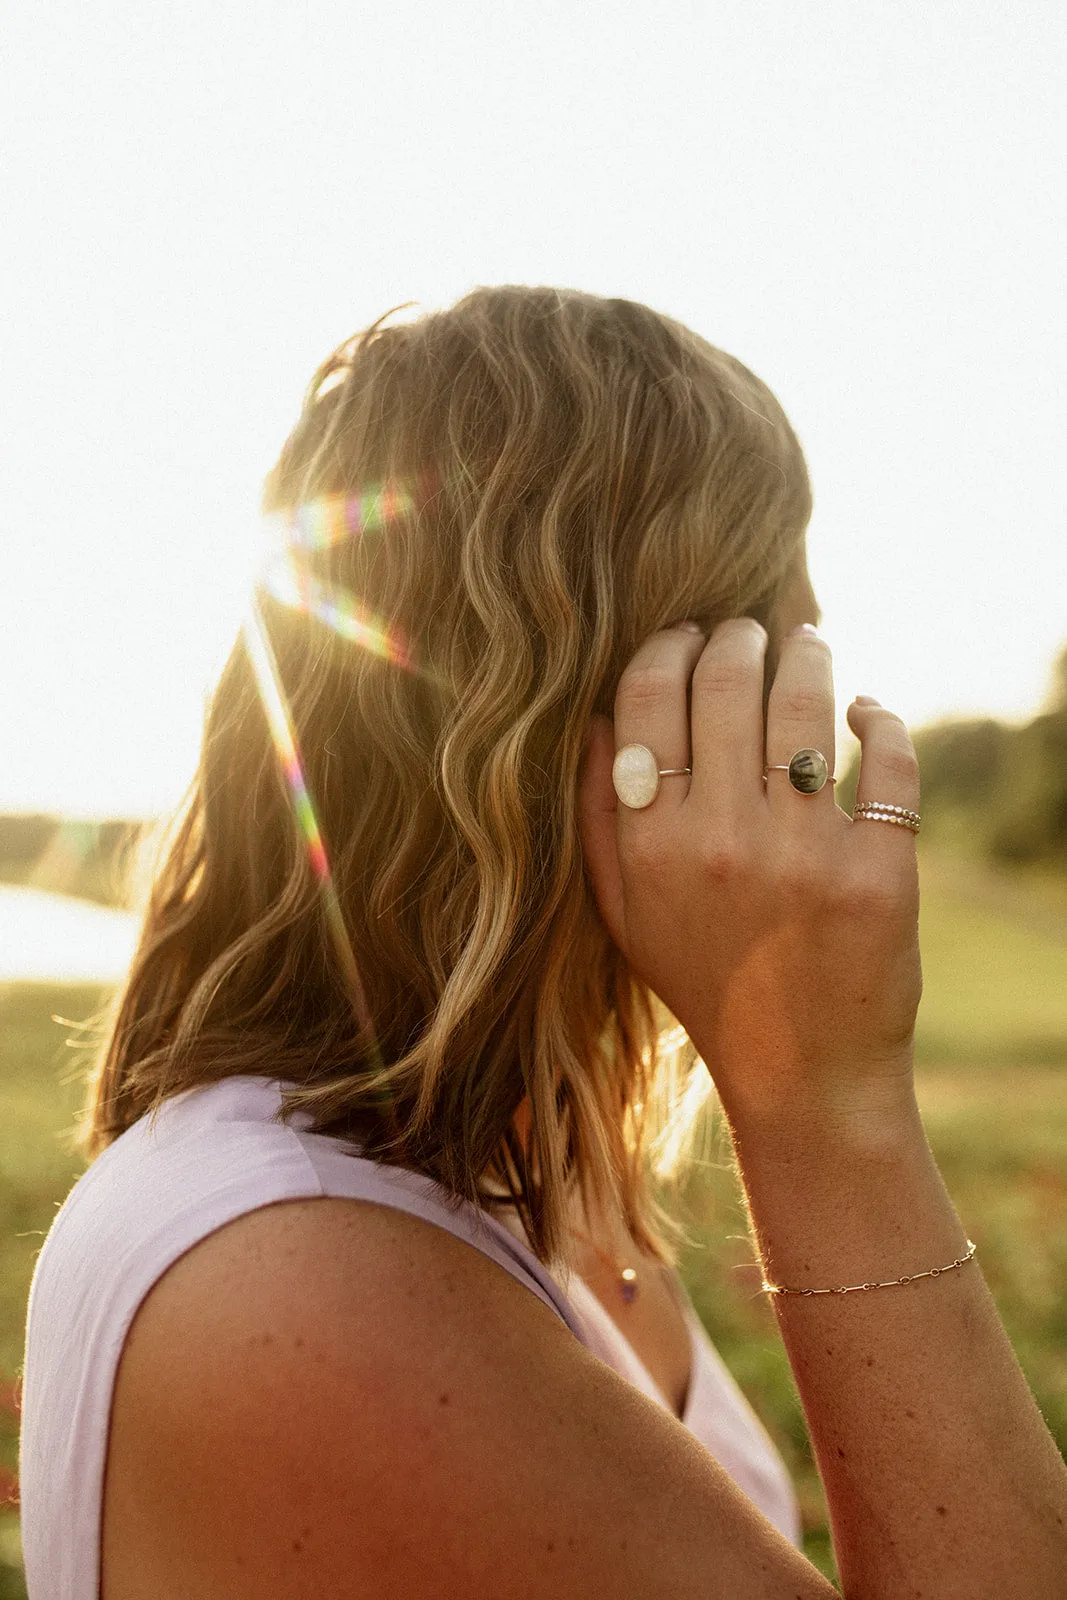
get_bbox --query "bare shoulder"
[101,1196,830,1600]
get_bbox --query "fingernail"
[790,623,820,638]
[853,695,881,707]
[679,620,704,634]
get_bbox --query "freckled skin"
[94,570,1067,1594]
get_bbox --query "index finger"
[688,618,770,817]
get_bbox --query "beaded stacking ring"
[762,747,835,795]
[853,801,921,835]
[612,745,692,809]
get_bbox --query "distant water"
[0,885,138,982]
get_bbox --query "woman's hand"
[577,619,923,1136]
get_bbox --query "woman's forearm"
[580,614,1067,1591]
[725,1089,1067,1599]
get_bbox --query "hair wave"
[79,286,812,1266]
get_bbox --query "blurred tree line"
[838,645,1067,870]
[3,645,1067,905]
[0,813,145,906]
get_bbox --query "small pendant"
[620,1267,638,1304]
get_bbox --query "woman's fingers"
[846,698,922,841]
[611,626,707,825]
[584,625,706,950]
[763,626,837,811]
[688,618,770,816]
[580,619,762,954]
[579,619,924,1115]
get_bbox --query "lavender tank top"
[20,1075,800,1596]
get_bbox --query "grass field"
[1,851,1066,1592]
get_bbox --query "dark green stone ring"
[763,748,833,795]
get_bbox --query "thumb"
[576,714,627,952]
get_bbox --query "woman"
[20,286,1067,1597]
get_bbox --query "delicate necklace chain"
[571,1227,640,1304]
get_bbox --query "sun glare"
[237,486,446,1066]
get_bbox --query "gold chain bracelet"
[762,1239,977,1296]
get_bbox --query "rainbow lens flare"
[242,591,381,1068]
[259,550,415,673]
[263,478,431,553]
[242,482,442,1085]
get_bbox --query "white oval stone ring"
[612,744,692,809]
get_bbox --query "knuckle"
[697,833,744,882]
[692,656,751,699]
[829,870,904,919]
[616,663,675,712]
[775,686,832,724]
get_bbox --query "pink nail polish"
[680,620,704,634]
[790,623,820,638]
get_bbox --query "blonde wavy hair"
[79,285,812,1267]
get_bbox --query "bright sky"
[2,2,1064,818]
